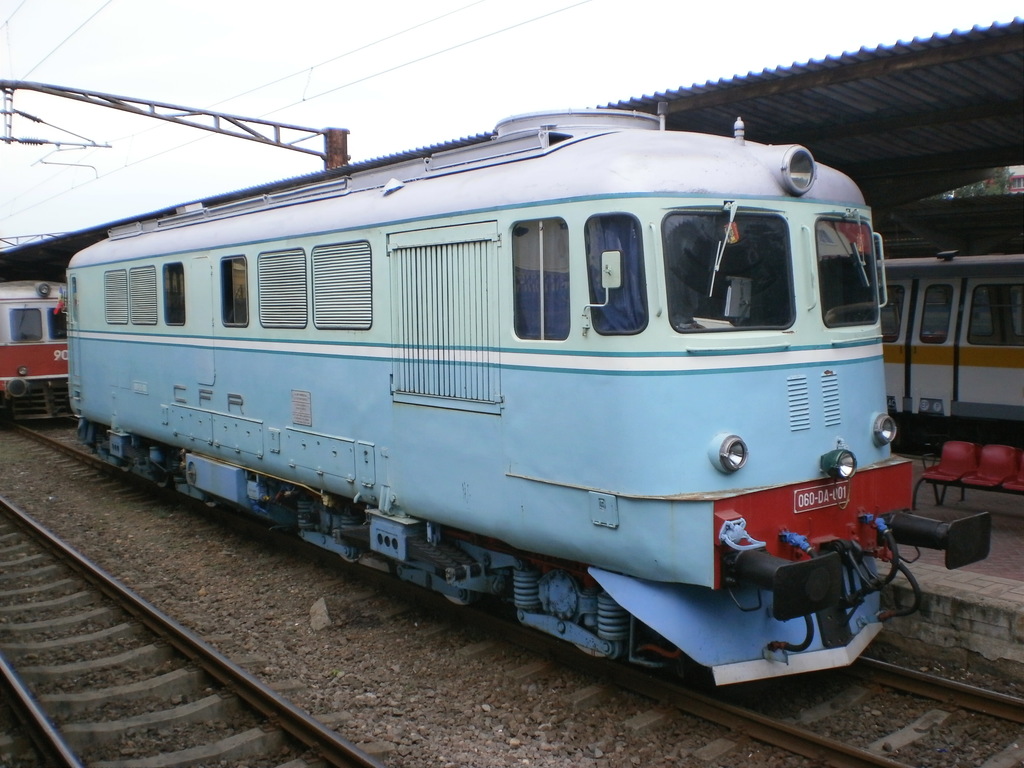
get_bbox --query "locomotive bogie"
[67,110,988,683]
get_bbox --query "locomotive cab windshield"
[816,217,883,327]
[663,209,793,331]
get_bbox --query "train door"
[956,277,1024,425]
[907,276,962,423]
[68,276,82,413]
[192,256,216,387]
[881,280,909,417]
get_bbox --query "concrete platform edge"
[882,563,1024,666]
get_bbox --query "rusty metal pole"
[323,128,350,169]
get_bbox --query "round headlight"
[711,434,748,473]
[17,365,29,376]
[820,448,857,479]
[781,146,816,196]
[6,378,29,397]
[872,413,897,446]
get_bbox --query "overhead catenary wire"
[15,0,115,80]
[0,0,594,229]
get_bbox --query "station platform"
[881,455,1023,668]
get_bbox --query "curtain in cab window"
[585,214,647,335]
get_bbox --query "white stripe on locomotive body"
[68,116,890,590]
[72,328,879,372]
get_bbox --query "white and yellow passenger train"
[883,254,1024,449]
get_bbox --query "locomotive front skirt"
[66,109,989,684]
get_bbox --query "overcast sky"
[1,0,1020,239]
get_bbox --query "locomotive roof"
[69,112,864,266]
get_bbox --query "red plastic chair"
[912,441,980,509]
[1002,452,1024,492]
[961,444,1022,488]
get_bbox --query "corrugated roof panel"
[3,19,1020,278]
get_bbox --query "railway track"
[0,488,384,767]
[4,422,1024,768]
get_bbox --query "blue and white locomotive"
[67,110,988,684]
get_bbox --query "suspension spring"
[597,592,629,641]
[513,569,542,612]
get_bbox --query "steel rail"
[465,611,912,768]
[7,425,911,767]
[854,656,1024,724]
[0,651,85,768]
[0,489,385,768]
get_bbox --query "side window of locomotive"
[163,263,186,326]
[258,249,307,329]
[815,220,879,327]
[662,211,792,332]
[129,266,158,325]
[880,285,905,342]
[585,214,647,334]
[103,269,129,325]
[919,284,952,343]
[312,241,372,330]
[512,218,570,340]
[968,283,1024,346]
[9,308,42,341]
[48,305,67,339]
[220,256,249,327]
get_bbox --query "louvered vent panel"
[822,372,842,426]
[393,239,498,403]
[258,249,308,328]
[312,241,372,329]
[129,266,158,325]
[787,375,811,431]
[103,269,128,325]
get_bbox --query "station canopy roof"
[1,18,1021,282]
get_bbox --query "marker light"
[872,413,897,446]
[820,448,857,479]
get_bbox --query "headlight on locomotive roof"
[872,413,897,446]
[709,434,748,473]
[820,448,857,480]
[780,146,816,196]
